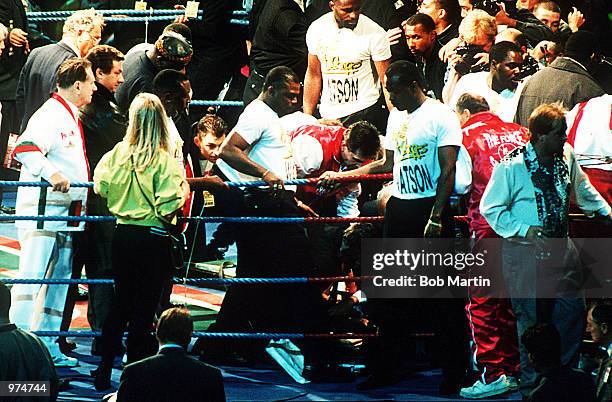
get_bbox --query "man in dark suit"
[587,302,612,402]
[0,0,28,166]
[15,9,105,132]
[116,307,226,402]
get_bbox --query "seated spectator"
[587,302,612,401]
[522,323,596,402]
[0,282,59,401]
[448,41,526,122]
[117,307,225,402]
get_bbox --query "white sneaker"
[459,374,518,399]
[52,355,79,368]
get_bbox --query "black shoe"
[92,364,112,392]
[58,378,71,391]
[356,373,401,390]
[57,338,77,354]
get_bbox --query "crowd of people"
[1,0,612,400]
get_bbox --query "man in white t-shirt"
[448,41,525,122]
[320,61,468,392]
[201,67,324,361]
[303,0,392,133]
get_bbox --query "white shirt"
[565,94,612,171]
[167,117,185,174]
[384,99,463,200]
[217,99,297,186]
[448,71,524,123]
[14,95,89,231]
[307,13,391,119]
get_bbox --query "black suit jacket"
[0,0,27,101]
[117,347,226,402]
[15,41,77,132]
[596,356,612,402]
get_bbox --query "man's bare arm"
[303,53,323,116]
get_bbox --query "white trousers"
[10,229,74,357]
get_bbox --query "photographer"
[442,9,496,103]
[449,41,526,122]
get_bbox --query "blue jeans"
[501,240,585,395]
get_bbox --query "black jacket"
[16,41,78,132]
[117,347,226,402]
[513,9,553,47]
[79,84,126,171]
[0,0,27,101]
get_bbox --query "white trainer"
[459,374,518,399]
[52,355,79,368]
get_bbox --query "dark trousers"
[367,196,469,379]
[339,97,389,136]
[99,224,172,364]
[214,189,319,331]
[61,195,115,352]
[242,68,265,107]
[0,100,19,183]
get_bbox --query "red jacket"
[290,125,346,204]
[462,112,529,238]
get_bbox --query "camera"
[454,45,489,76]
[514,55,539,81]
[471,0,517,17]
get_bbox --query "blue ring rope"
[27,10,247,17]
[1,276,366,285]
[28,16,248,25]
[0,215,383,223]
[31,330,375,339]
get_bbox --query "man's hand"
[439,37,461,62]
[295,198,319,217]
[568,7,585,32]
[424,218,443,238]
[174,4,188,23]
[495,6,516,27]
[387,27,403,46]
[9,28,28,47]
[474,52,489,66]
[525,225,550,252]
[318,170,343,190]
[49,172,70,193]
[204,175,229,191]
[262,170,284,191]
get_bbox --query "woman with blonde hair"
[92,93,189,390]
